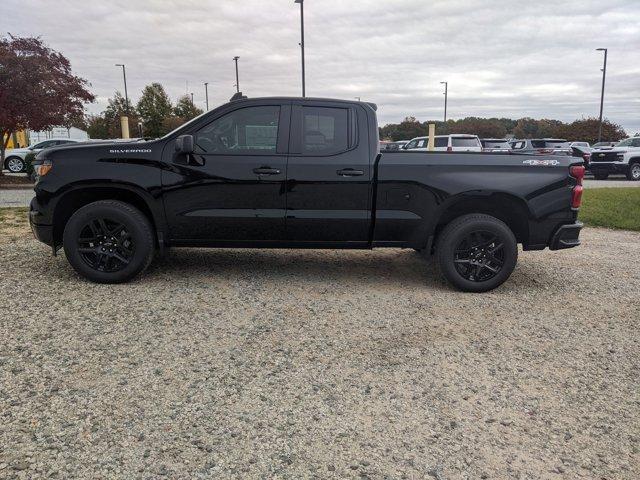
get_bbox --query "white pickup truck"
[588,137,640,181]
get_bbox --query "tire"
[63,200,155,283]
[626,162,640,181]
[436,214,518,292]
[5,156,25,173]
[593,172,609,180]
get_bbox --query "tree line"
[380,116,628,145]
[81,84,204,140]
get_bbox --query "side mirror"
[175,135,194,154]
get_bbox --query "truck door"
[285,102,371,243]
[161,103,290,242]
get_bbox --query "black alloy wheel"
[436,214,518,292]
[63,200,155,283]
[453,231,505,282]
[77,218,135,273]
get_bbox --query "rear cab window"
[452,137,480,147]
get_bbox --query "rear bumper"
[549,221,582,250]
[29,197,54,247]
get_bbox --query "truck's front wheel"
[436,214,517,292]
[627,162,640,181]
[63,200,155,283]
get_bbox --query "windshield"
[615,138,634,147]
[160,109,212,139]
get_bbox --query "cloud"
[6,0,640,133]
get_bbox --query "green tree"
[136,83,173,137]
[86,114,110,139]
[103,91,140,138]
[174,95,203,121]
[556,118,626,144]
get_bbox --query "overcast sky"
[6,0,640,133]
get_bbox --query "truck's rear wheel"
[436,214,517,292]
[63,200,155,283]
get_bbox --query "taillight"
[447,146,452,152]
[570,165,585,184]
[570,165,585,209]
[582,152,591,163]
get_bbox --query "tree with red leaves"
[0,35,95,174]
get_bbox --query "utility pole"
[115,64,130,138]
[596,48,607,142]
[204,82,209,110]
[295,0,306,97]
[115,64,129,113]
[440,81,448,123]
[233,56,240,93]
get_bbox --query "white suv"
[404,134,482,152]
[589,137,640,181]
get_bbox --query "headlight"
[34,161,52,178]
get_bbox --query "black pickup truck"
[30,96,584,292]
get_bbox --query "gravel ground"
[0,218,639,479]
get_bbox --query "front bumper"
[29,197,54,247]
[549,221,583,250]
[588,162,628,174]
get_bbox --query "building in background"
[28,126,89,144]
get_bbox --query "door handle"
[253,167,281,175]
[337,168,364,177]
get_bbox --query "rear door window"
[302,106,350,155]
[434,137,448,148]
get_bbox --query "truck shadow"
[146,247,444,289]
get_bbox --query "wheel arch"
[432,192,531,246]
[52,183,165,247]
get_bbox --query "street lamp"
[596,48,608,142]
[190,92,194,105]
[233,56,240,93]
[204,82,209,110]
[440,81,448,123]
[295,0,306,97]
[115,64,129,113]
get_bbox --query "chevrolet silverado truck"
[29,96,584,292]
[588,136,640,181]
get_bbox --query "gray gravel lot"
[1,227,639,479]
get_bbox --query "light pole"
[440,81,448,123]
[233,56,240,93]
[115,64,129,113]
[190,92,194,105]
[596,48,607,142]
[295,0,306,97]
[204,82,209,110]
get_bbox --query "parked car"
[405,134,482,152]
[510,138,573,156]
[481,139,512,152]
[4,138,81,173]
[588,136,640,180]
[30,96,584,292]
